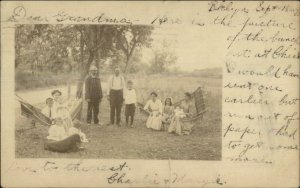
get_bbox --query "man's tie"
[49,108,52,118]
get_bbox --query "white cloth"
[174,107,186,118]
[41,106,56,119]
[47,124,88,143]
[124,89,137,104]
[48,97,88,142]
[144,99,163,130]
[52,101,59,116]
[107,75,125,95]
[47,124,68,141]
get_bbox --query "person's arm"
[99,78,103,100]
[85,78,90,101]
[154,100,163,117]
[144,100,151,114]
[121,76,126,90]
[106,76,111,96]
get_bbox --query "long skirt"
[146,112,162,130]
[168,116,194,135]
[44,134,81,153]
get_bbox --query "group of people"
[85,65,137,127]
[85,64,197,135]
[143,91,196,135]
[41,89,88,152]
[41,64,197,152]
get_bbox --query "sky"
[141,25,225,71]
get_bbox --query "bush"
[15,71,79,91]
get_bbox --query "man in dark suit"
[85,65,103,125]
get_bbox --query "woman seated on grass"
[44,115,88,153]
[144,91,163,130]
[168,92,196,135]
[162,98,174,131]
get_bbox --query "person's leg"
[130,115,134,126]
[115,90,123,125]
[110,90,116,124]
[87,102,92,124]
[93,101,100,124]
[125,116,129,125]
[130,105,135,126]
[125,104,129,126]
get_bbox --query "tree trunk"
[124,57,130,79]
[76,50,94,98]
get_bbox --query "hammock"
[137,87,206,122]
[16,95,83,127]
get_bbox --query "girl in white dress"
[143,92,163,130]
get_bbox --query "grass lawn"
[15,76,222,160]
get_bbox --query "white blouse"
[144,99,163,114]
[124,89,137,104]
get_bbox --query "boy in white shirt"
[41,98,55,121]
[124,80,137,128]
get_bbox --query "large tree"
[74,25,118,98]
[115,25,154,75]
[149,40,178,73]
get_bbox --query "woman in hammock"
[143,91,163,130]
[168,92,196,135]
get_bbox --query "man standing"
[85,65,103,125]
[107,67,125,126]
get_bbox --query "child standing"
[124,80,137,128]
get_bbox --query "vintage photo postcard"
[1,1,299,187]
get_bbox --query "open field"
[15,75,222,160]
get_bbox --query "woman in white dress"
[51,89,63,119]
[143,92,163,130]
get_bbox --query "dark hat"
[150,91,158,97]
[46,98,54,103]
[51,90,62,96]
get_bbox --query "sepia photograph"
[15,24,222,160]
[1,1,299,187]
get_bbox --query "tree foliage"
[149,40,178,73]
[15,24,178,95]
